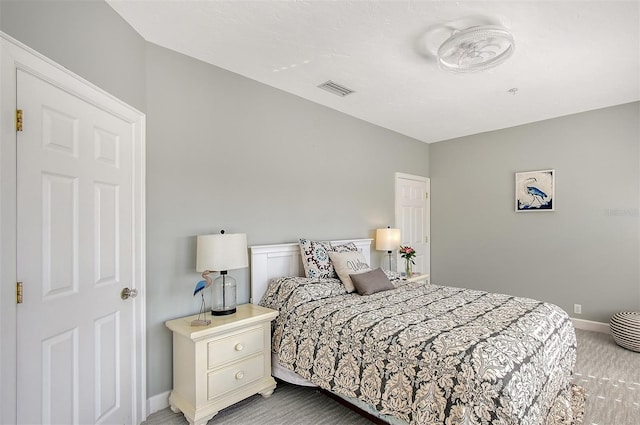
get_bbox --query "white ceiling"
[107,1,640,143]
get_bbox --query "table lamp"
[375,227,401,271]
[196,230,248,315]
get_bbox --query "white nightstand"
[406,273,430,283]
[166,304,279,425]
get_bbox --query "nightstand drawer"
[207,354,265,399]
[207,326,264,369]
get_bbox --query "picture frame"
[515,169,555,212]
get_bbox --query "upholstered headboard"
[249,238,373,304]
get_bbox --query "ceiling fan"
[437,25,515,72]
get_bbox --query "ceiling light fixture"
[437,25,515,73]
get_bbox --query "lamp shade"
[196,233,248,272]
[375,228,401,251]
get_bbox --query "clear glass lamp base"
[211,272,237,316]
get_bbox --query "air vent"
[317,80,355,97]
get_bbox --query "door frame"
[0,32,147,424]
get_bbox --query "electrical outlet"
[574,304,582,314]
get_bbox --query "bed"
[250,238,585,425]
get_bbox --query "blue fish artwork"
[525,180,548,206]
[516,170,554,211]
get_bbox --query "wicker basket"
[609,311,640,352]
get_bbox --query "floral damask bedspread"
[260,277,584,425]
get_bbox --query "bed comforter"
[260,276,584,425]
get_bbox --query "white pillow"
[327,251,371,293]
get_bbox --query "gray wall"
[430,102,640,323]
[1,0,146,112]
[145,43,429,395]
[1,0,429,399]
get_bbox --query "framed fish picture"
[515,169,555,212]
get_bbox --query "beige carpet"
[144,329,638,425]
[573,329,639,425]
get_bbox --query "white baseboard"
[571,317,609,333]
[147,390,170,415]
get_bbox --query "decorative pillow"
[330,241,358,253]
[327,251,371,293]
[299,239,360,279]
[350,267,395,296]
[299,239,334,278]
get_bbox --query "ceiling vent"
[317,80,355,97]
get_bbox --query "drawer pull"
[235,343,244,351]
[235,371,244,380]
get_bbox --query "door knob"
[121,287,138,300]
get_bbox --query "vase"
[405,260,412,278]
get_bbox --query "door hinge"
[16,109,23,132]
[17,282,23,304]
[425,236,429,243]
[425,192,429,199]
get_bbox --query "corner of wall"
[147,391,171,416]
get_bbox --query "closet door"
[1,36,146,425]
[395,173,430,277]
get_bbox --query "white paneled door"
[16,69,136,424]
[395,173,430,276]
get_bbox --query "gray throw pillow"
[350,267,395,296]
